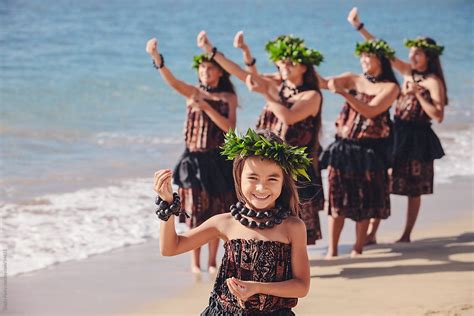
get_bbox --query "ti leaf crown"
[221,128,312,181]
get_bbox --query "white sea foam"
[0,178,166,276]
[434,126,474,183]
[94,132,180,146]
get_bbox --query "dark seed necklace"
[199,83,220,93]
[278,80,309,101]
[411,69,429,84]
[364,72,383,83]
[229,201,290,229]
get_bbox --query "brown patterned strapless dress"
[256,82,324,244]
[201,239,297,316]
[319,89,392,221]
[173,96,236,228]
[391,83,445,196]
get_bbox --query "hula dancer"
[146,37,237,273]
[348,7,446,244]
[318,38,400,258]
[197,31,325,245]
[154,129,311,315]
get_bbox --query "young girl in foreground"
[154,129,310,315]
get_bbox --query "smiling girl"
[154,129,310,315]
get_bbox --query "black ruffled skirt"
[392,118,445,162]
[319,136,391,221]
[319,136,391,172]
[173,148,234,195]
[391,118,443,196]
[201,296,295,316]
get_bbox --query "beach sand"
[4,177,473,316]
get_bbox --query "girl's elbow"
[299,283,310,298]
[160,248,175,257]
[159,244,176,256]
[295,279,310,297]
[159,247,168,256]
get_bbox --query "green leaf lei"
[192,54,212,70]
[220,128,312,181]
[265,35,324,66]
[404,38,444,56]
[355,39,396,60]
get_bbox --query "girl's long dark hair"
[420,37,448,105]
[301,64,323,171]
[379,55,400,86]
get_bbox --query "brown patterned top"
[256,83,319,149]
[395,83,432,123]
[335,90,391,140]
[184,98,229,152]
[210,239,297,313]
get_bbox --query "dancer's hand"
[146,38,160,58]
[328,78,344,94]
[186,92,213,112]
[406,81,423,96]
[233,31,247,50]
[146,38,163,66]
[245,74,265,94]
[197,31,213,54]
[154,169,173,203]
[347,7,362,29]
[226,277,259,302]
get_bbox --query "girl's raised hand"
[146,38,159,57]
[347,7,361,28]
[153,169,173,203]
[197,31,213,54]
[233,31,247,50]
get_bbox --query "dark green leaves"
[265,35,324,66]
[192,54,212,70]
[405,38,444,56]
[221,128,312,181]
[355,39,396,60]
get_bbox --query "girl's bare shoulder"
[284,215,306,230]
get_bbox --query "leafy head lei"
[355,39,396,60]
[221,128,312,181]
[404,38,444,56]
[192,53,229,79]
[192,54,213,70]
[265,35,324,66]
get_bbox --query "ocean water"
[1,0,472,276]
